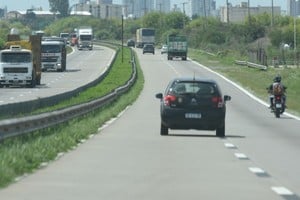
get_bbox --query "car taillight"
[164,95,176,106]
[211,96,224,108]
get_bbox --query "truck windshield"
[1,52,31,63]
[80,35,92,40]
[42,45,61,53]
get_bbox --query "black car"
[127,39,135,47]
[155,77,231,137]
[143,44,155,54]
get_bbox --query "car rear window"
[170,81,217,95]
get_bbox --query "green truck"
[167,35,187,60]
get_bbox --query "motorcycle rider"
[267,74,287,109]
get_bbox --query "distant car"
[155,77,231,137]
[127,39,135,47]
[143,44,155,54]
[161,44,168,54]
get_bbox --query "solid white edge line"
[271,186,294,195]
[190,59,300,121]
[98,106,131,132]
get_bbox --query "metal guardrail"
[235,60,267,70]
[0,47,137,141]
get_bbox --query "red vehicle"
[70,33,78,46]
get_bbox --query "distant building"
[185,0,217,18]
[122,0,170,18]
[0,7,7,18]
[155,0,171,13]
[71,1,122,19]
[220,2,281,23]
[170,0,216,18]
[6,10,57,20]
[287,0,300,16]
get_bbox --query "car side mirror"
[155,93,163,99]
[224,95,231,101]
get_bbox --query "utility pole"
[158,3,162,12]
[203,0,207,18]
[182,2,188,15]
[248,0,251,24]
[294,1,297,67]
[144,0,147,15]
[271,0,274,27]
[226,0,229,23]
[121,14,124,63]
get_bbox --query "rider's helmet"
[273,74,281,83]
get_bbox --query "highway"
[0,47,300,200]
[0,45,115,105]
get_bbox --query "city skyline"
[0,0,287,11]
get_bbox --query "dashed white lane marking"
[165,61,181,76]
[271,187,294,196]
[224,143,236,149]
[248,167,265,174]
[234,153,248,159]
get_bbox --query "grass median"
[0,47,144,188]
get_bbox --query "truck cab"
[77,27,93,50]
[0,45,35,87]
[41,40,66,72]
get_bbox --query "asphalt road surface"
[0,47,300,200]
[0,45,115,105]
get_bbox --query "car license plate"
[275,103,282,108]
[185,113,201,119]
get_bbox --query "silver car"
[161,44,168,54]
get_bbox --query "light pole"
[226,0,229,23]
[182,2,188,15]
[248,0,250,24]
[271,0,274,27]
[182,2,188,28]
[294,1,297,67]
[121,14,124,63]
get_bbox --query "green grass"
[189,48,300,116]
[0,48,144,188]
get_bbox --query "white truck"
[0,46,35,87]
[136,28,155,48]
[41,38,66,72]
[0,34,42,88]
[77,27,93,50]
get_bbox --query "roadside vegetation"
[0,47,144,188]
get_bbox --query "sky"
[0,0,287,12]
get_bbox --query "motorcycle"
[267,86,287,118]
[271,94,286,118]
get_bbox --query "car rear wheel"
[160,123,168,136]
[216,122,225,137]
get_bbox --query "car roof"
[170,77,218,84]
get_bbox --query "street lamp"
[226,0,229,23]
[294,0,297,67]
[271,0,274,27]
